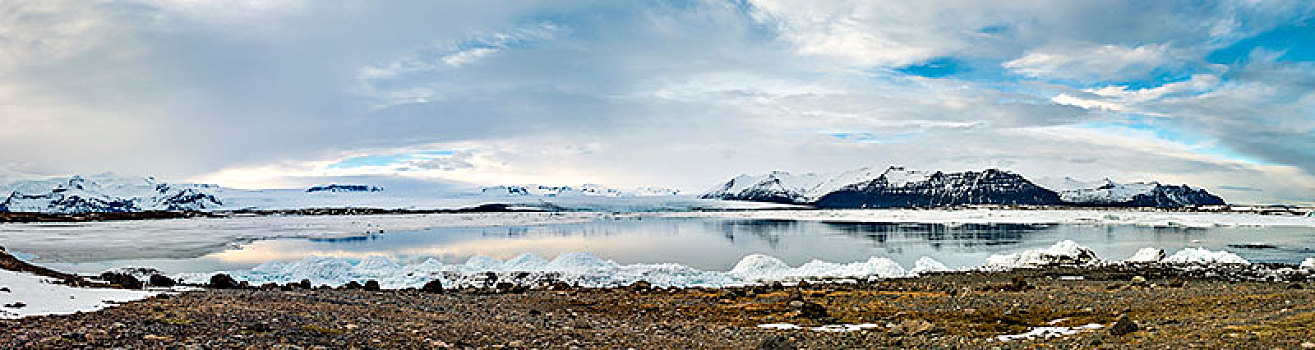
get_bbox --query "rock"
[148,274,176,287]
[792,300,829,319]
[344,281,364,290]
[1286,283,1303,290]
[208,274,241,289]
[1167,278,1184,288]
[1007,277,1030,291]
[421,279,445,293]
[99,272,143,289]
[891,319,937,336]
[1130,276,1148,286]
[0,287,9,293]
[3,302,25,308]
[756,335,797,350]
[1109,315,1139,336]
[298,279,312,289]
[628,280,653,292]
[364,280,381,291]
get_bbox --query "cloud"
[1,1,1313,204]
[1004,44,1185,81]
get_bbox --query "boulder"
[208,274,241,289]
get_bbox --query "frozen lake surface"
[4,214,1313,276]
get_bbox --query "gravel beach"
[2,264,1313,349]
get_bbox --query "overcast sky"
[2,1,1313,204]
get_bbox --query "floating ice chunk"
[1302,258,1315,270]
[986,240,1100,268]
[1125,248,1165,263]
[1163,248,1249,265]
[910,257,950,275]
[0,270,158,319]
[994,324,1104,341]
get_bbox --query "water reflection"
[33,218,1315,275]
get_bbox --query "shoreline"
[1,204,1309,223]
[2,261,1313,348]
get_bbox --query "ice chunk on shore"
[198,251,929,289]
[730,255,906,281]
[729,254,791,278]
[0,270,158,319]
[1125,248,1166,263]
[1163,248,1249,265]
[910,257,951,275]
[1302,258,1315,270]
[986,240,1100,268]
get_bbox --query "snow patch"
[0,270,158,319]
[757,323,883,332]
[993,323,1104,342]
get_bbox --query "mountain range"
[0,174,684,213]
[702,166,1225,208]
[0,168,1226,213]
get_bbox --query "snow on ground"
[993,323,1105,342]
[632,209,1315,228]
[757,323,883,332]
[0,270,157,319]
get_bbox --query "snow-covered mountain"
[0,173,222,213]
[700,167,888,204]
[479,184,681,197]
[1050,178,1225,207]
[705,167,1226,208]
[815,168,1063,208]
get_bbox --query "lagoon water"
[8,217,1315,275]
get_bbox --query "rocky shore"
[2,263,1314,349]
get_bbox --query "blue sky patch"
[1208,20,1315,64]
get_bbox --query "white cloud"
[1004,44,1182,81]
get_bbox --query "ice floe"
[0,270,159,319]
[177,239,1290,289]
[639,209,1315,228]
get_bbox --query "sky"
[1,0,1313,204]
